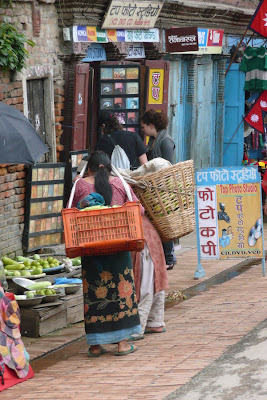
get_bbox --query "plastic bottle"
[0,260,8,291]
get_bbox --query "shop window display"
[99,65,140,134]
[23,163,66,252]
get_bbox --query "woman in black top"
[95,112,147,169]
[140,110,177,270]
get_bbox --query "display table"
[20,288,83,337]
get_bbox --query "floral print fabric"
[82,252,140,337]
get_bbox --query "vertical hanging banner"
[196,167,264,260]
[148,68,164,104]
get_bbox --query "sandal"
[127,333,144,342]
[166,264,174,270]
[144,327,166,334]
[115,343,137,356]
[88,346,108,357]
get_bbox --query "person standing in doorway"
[140,110,177,270]
[95,111,147,170]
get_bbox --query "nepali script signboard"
[195,167,265,272]
[165,27,198,53]
[102,0,163,29]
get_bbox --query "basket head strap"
[111,165,133,201]
[67,178,81,209]
[67,162,87,209]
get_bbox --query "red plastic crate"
[62,201,145,258]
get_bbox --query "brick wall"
[0,1,65,255]
[0,165,26,257]
[0,2,65,157]
[0,71,24,111]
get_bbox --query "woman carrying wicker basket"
[68,151,142,357]
[140,110,177,270]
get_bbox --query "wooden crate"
[61,288,84,325]
[20,302,67,337]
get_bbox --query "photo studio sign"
[102,0,163,29]
[196,167,263,260]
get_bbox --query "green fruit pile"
[36,288,56,296]
[2,254,62,277]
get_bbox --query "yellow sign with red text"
[148,68,164,105]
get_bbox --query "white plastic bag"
[111,144,131,170]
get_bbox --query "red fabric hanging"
[248,0,267,37]
[244,91,267,134]
[0,364,34,392]
[262,169,267,195]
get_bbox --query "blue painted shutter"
[223,63,245,166]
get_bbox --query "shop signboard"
[82,44,107,62]
[166,28,224,55]
[126,43,145,59]
[165,27,198,53]
[102,0,163,29]
[196,167,264,262]
[73,26,159,43]
[148,68,164,104]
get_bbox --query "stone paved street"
[3,230,267,399]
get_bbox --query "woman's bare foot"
[89,345,102,355]
[117,339,136,353]
[115,340,137,356]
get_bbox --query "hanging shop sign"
[82,44,107,62]
[196,166,264,260]
[197,28,224,54]
[73,26,159,43]
[168,28,224,55]
[148,68,164,104]
[165,27,198,53]
[102,0,163,29]
[126,43,145,59]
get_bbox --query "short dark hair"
[141,110,169,131]
[99,111,122,134]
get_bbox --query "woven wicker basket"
[132,160,195,242]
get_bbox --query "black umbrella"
[0,102,49,164]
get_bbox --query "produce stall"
[0,254,84,337]
[19,288,83,337]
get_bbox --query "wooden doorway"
[27,79,48,162]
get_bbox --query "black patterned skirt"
[82,251,141,345]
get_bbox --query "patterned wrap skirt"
[82,251,141,345]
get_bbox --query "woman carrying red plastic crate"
[69,151,142,356]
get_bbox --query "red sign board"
[207,29,223,47]
[165,27,198,53]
